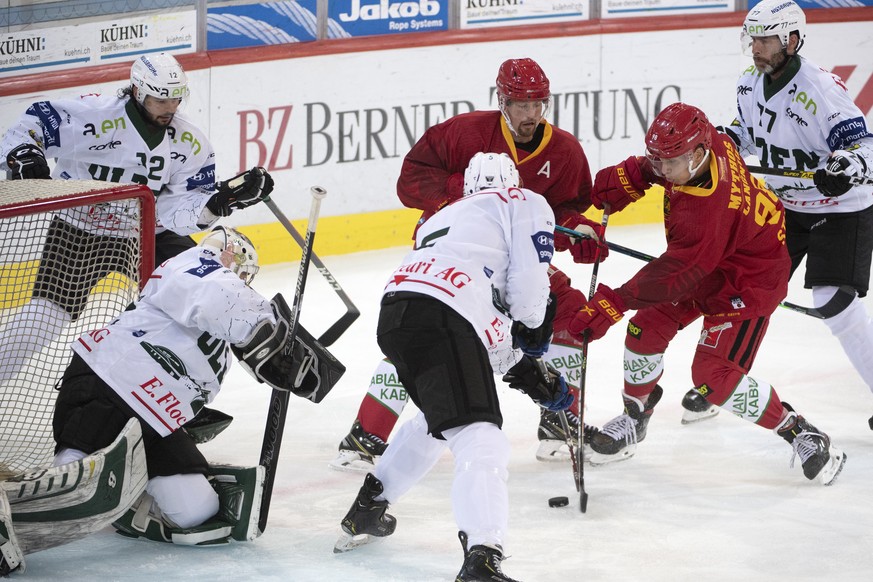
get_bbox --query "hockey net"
[0,180,155,478]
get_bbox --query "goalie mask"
[741,0,806,56]
[130,53,190,105]
[464,152,520,196]
[645,103,713,179]
[199,226,259,284]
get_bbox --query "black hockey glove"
[502,356,574,412]
[207,166,274,216]
[511,292,557,357]
[814,150,868,197]
[6,143,50,179]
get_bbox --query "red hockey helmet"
[645,103,713,159]
[496,58,550,101]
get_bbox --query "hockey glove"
[207,166,275,217]
[502,356,574,412]
[511,292,557,357]
[814,149,869,197]
[6,143,50,180]
[715,125,742,148]
[555,214,609,264]
[591,156,649,212]
[567,284,627,341]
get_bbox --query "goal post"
[0,180,155,477]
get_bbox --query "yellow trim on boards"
[200,187,665,266]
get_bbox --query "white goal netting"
[0,180,154,477]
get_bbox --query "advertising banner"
[602,0,732,18]
[460,0,589,28]
[0,11,195,77]
[328,0,449,36]
[206,1,318,50]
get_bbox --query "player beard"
[514,119,539,141]
[754,50,790,77]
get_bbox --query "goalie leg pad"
[112,464,264,546]
[5,418,147,555]
[208,464,265,542]
[113,492,232,547]
[0,490,25,576]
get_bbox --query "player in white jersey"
[51,226,343,547]
[335,153,573,582]
[720,0,873,426]
[0,53,274,387]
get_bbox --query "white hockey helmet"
[463,152,520,196]
[199,226,260,284]
[130,53,190,105]
[741,0,806,56]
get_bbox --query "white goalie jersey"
[0,94,219,235]
[732,55,873,214]
[72,245,274,437]
[384,186,555,372]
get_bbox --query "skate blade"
[328,451,376,474]
[334,532,379,553]
[536,440,593,464]
[536,440,569,462]
[681,406,719,425]
[588,446,636,467]
[819,448,847,486]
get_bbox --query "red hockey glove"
[567,284,626,341]
[591,156,649,212]
[554,214,609,264]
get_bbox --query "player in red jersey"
[570,102,845,484]
[330,58,603,471]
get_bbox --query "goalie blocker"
[232,293,346,402]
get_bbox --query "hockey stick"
[572,209,611,512]
[746,165,873,186]
[264,197,360,347]
[556,225,850,320]
[258,186,327,536]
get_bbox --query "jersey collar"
[125,99,168,150]
[500,116,552,166]
[763,55,802,101]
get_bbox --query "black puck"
[548,496,569,508]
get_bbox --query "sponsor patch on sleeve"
[186,163,217,191]
[827,116,871,150]
[531,231,554,263]
[26,101,62,148]
[186,257,223,278]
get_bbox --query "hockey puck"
[548,496,569,508]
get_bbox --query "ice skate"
[455,531,520,582]
[680,386,719,424]
[329,420,388,473]
[589,385,663,466]
[776,404,846,486]
[334,473,396,553]
[535,409,598,463]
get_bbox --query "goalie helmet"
[496,58,550,101]
[463,152,520,196]
[741,0,806,55]
[645,103,713,178]
[199,226,260,284]
[130,53,190,105]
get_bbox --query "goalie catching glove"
[231,293,346,402]
[502,356,574,412]
[207,166,275,217]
